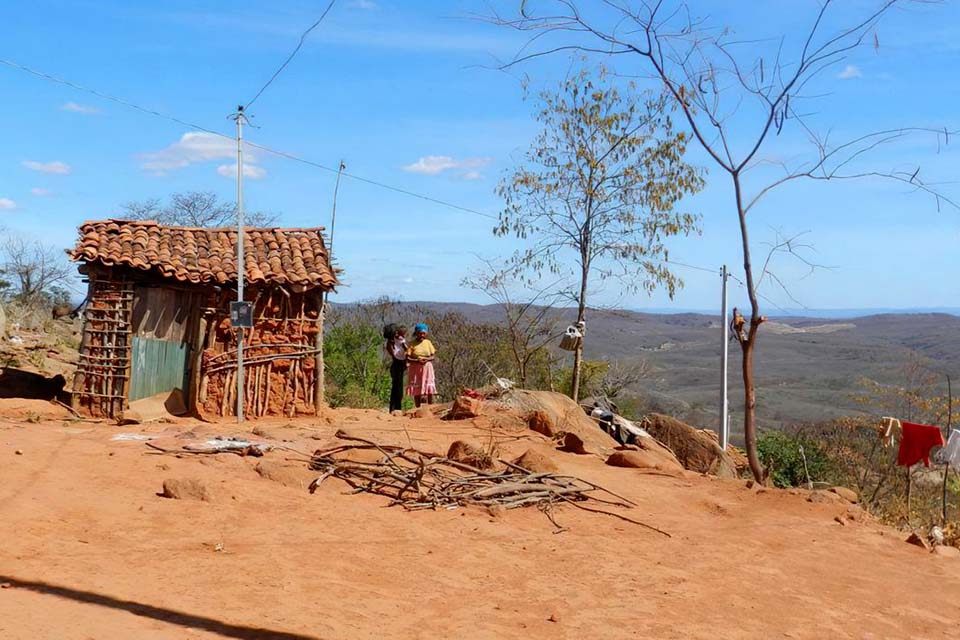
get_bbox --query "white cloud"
[141,131,265,178]
[402,155,491,179]
[348,0,377,8]
[30,187,52,196]
[217,163,267,180]
[23,160,72,175]
[838,65,863,80]
[62,101,99,114]
[0,198,17,210]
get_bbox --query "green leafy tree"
[496,69,703,401]
[323,321,391,408]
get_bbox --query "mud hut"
[68,219,338,419]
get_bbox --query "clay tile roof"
[69,219,338,289]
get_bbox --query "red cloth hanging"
[897,421,945,467]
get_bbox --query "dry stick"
[559,496,672,538]
[52,399,82,418]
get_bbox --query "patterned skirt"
[406,361,437,396]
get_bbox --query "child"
[385,325,408,413]
[406,323,436,407]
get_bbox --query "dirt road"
[0,399,957,639]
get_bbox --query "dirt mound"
[606,440,684,473]
[494,389,619,454]
[641,413,738,477]
[446,440,496,469]
[511,449,559,473]
[255,460,317,489]
[160,477,214,502]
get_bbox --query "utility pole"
[328,160,345,255]
[720,264,729,450]
[233,105,248,423]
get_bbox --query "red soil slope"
[0,400,957,639]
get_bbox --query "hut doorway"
[129,286,202,403]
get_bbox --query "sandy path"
[0,403,957,639]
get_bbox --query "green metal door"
[129,336,190,402]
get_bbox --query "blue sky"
[0,0,957,312]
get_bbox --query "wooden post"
[942,374,953,525]
[314,292,325,414]
[906,465,913,527]
[189,312,208,418]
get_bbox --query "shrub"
[756,429,831,488]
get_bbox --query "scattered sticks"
[307,430,670,537]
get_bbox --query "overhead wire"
[244,0,338,110]
[0,56,497,220]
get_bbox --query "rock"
[496,390,619,453]
[526,410,556,438]
[447,396,482,420]
[807,491,843,505]
[447,440,495,469]
[558,432,588,455]
[640,414,739,478]
[933,545,960,558]
[160,478,213,502]
[606,449,683,473]
[830,486,859,503]
[906,532,931,551]
[511,449,558,473]
[116,410,143,426]
[745,480,755,489]
[14,449,23,456]
[834,515,846,526]
[254,461,315,489]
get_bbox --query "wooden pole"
[906,465,913,527]
[314,292,325,414]
[943,374,953,525]
[189,312,207,417]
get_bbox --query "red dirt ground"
[0,399,958,639]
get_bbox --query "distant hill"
[383,302,960,442]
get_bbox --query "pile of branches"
[308,430,670,536]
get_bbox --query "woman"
[406,323,436,407]
[384,325,408,413]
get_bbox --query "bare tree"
[0,235,72,306]
[121,190,278,228]
[593,358,653,399]
[496,68,704,401]
[490,0,957,480]
[463,261,564,388]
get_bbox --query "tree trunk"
[741,335,764,481]
[734,172,766,483]
[569,265,589,402]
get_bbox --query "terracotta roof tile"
[70,219,338,288]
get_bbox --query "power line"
[245,142,499,219]
[661,258,720,275]
[244,0,338,110]
[0,56,497,220]
[0,58,222,137]
[727,272,791,314]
